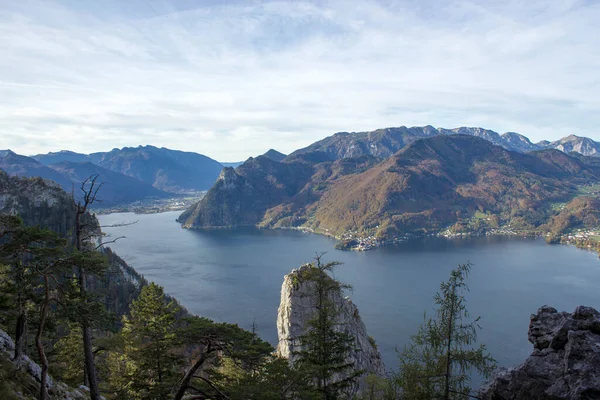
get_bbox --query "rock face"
[0,327,90,399]
[480,305,600,399]
[178,157,314,229]
[290,125,600,160]
[276,264,385,396]
[543,135,600,158]
[0,170,77,236]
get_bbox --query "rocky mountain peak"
[480,305,600,399]
[262,149,287,162]
[217,167,242,190]
[0,149,16,157]
[276,264,385,396]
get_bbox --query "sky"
[1,0,599,161]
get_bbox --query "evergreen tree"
[0,215,34,366]
[173,315,274,400]
[293,256,363,399]
[212,355,314,400]
[53,324,85,386]
[114,282,182,400]
[0,218,72,400]
[395,263,496,399]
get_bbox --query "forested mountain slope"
[181,135,600,239]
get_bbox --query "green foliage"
[294,258,364,399]
[395,263,496,399]
[109,283,182,400]
[356,374,399,400]
[173,315,281,399]
[211,355,315,400]
[52,324,85,387]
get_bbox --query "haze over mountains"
[33,145,224,193]
[1,126,598,209]
[0,146,226,206]
[0,149,172,206]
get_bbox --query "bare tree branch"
[193,376,230,400]
[99,221,138,228]
[94,237,126,250]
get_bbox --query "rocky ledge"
[276,264,385,396]
[0,327,93,399]
[480,305,600,399]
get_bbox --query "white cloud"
[0,0,599,160]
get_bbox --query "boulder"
[480,305,600,399]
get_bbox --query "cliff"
[480,305,600,399]
[0,328,91,400]
[178,157,314,228]
[0,170,77,236]
[276,264,385,396]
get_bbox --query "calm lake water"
[99,211,600,383]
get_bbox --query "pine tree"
[293,256,363,399]
[116,283,182,400]
[173,315,274,400]
[0,218,72,400]
[395,263,496,399]
[53,324,85,386]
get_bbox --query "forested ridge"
[180,136,600,247]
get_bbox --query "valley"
[3,2,600,397]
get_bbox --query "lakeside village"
[95,193,205,215]
[332,224,600,255]
[332,226,522,252]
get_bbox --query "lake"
[99,211,600,384]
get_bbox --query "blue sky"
[1,0,598,161]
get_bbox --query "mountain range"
[289,126,599,160]
[179,134,600,242]
[2,125,598,211]
[33,145,224,193]
[0,150,171,206]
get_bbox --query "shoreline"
[100,209,600,258]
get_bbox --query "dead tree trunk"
[74,176,102,400]
[36,275,50,400]
[13,312,26,367]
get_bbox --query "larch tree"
[395,263,496,399]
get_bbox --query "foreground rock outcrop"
[0,327,90,400]
[276,264,385,396]
[480,305,600,399]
